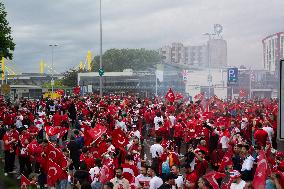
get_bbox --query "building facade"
[262,32,284,72]
[160,39,227,69]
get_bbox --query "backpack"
[162,159,170,174]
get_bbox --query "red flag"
[58,127,68,139]
[47,143,67,167]
[175,92,183,100]
[165,88,175,102]
[47,159,64,187]
[218,149,233,172]
[45,126,60,136]
[112,128,129,148]
[73,86,80,95]
[194,92,205,101]
[252,150,269,189]
[99,163,114,184]
[204,171,226,189]
[21,174,31,189]
[87,124,107,142]
[239,89,247,97]
[56,89,64,96]
[205,172,225,188]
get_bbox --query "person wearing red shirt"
[191,149,208,178]
[3,125,19,176]
[173,119,184,154]
[184,164,198,189]
[18,128,32,178]
[52,111,62,127]
[121,155,139,185]
[254,123,268,148]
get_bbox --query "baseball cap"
[230,170,241,179]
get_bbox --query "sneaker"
[4,173,8,176]
[17,175,21,180]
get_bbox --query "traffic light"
[98,68,104,77]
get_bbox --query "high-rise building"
[262,32,284,72]
[208,39,227,68]
[185,45,207,67]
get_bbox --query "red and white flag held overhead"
[165,88,175,102]
[175,92,184,100]
[87,124,107,142]
[112,128,129,148]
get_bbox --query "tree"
[61,69,80,87]
[92,48,161,72]
[0,2,15,60]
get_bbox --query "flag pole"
[155,71,158,97]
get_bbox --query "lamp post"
[49,44,58,98]
[203,33,214,99]
[99,0,103,97]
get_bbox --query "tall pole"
[249,68,252,99]
[155,72,158,97]
[204,33,212,99]
[49,44,57,98]
[99,0,103,97]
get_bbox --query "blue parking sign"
[228,68,238,84]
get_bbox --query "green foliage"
[0,2,15,60]
[61,69,80,87]
[92,48,161,72]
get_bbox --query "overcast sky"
[2,0,284,73]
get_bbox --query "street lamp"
[49,44,58,98]
[99,0,103,97]
[203,33,214,99]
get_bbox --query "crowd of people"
[0,92,283,189]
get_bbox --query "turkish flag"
[87,124,107,142]
[47,159,64,187]
[112,128,129,148]
[99,163,114,184]
[252,150,269,189]
[239,89,247,97]
[204,171,226,189]
[45,126,60,136]
[47,143,67,167]
[73,86,80,95]
[58,127,68,139]
[175,92,183,100]
[21,174,31,189]
[194,92,205,101]
[165,88,175,102]
[218,149,233,172]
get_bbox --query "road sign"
[1,84,11,94]
[98,68,104,76]
[227,68,238,85]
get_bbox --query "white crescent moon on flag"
[224,157,229,163]
[94,129,102,137]
[49,166,58,176]
[117,134,125,145]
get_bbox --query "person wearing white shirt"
[148,167,163,189]
[241,144,255,181]
[229,170,246,189]
[135,165,151,189]
[150,137,164,176]
[153,112,163,131]
[115,116,127,133]
[262,125,274,143]
[171,165,184,189]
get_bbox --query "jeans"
[57,179,68,189]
